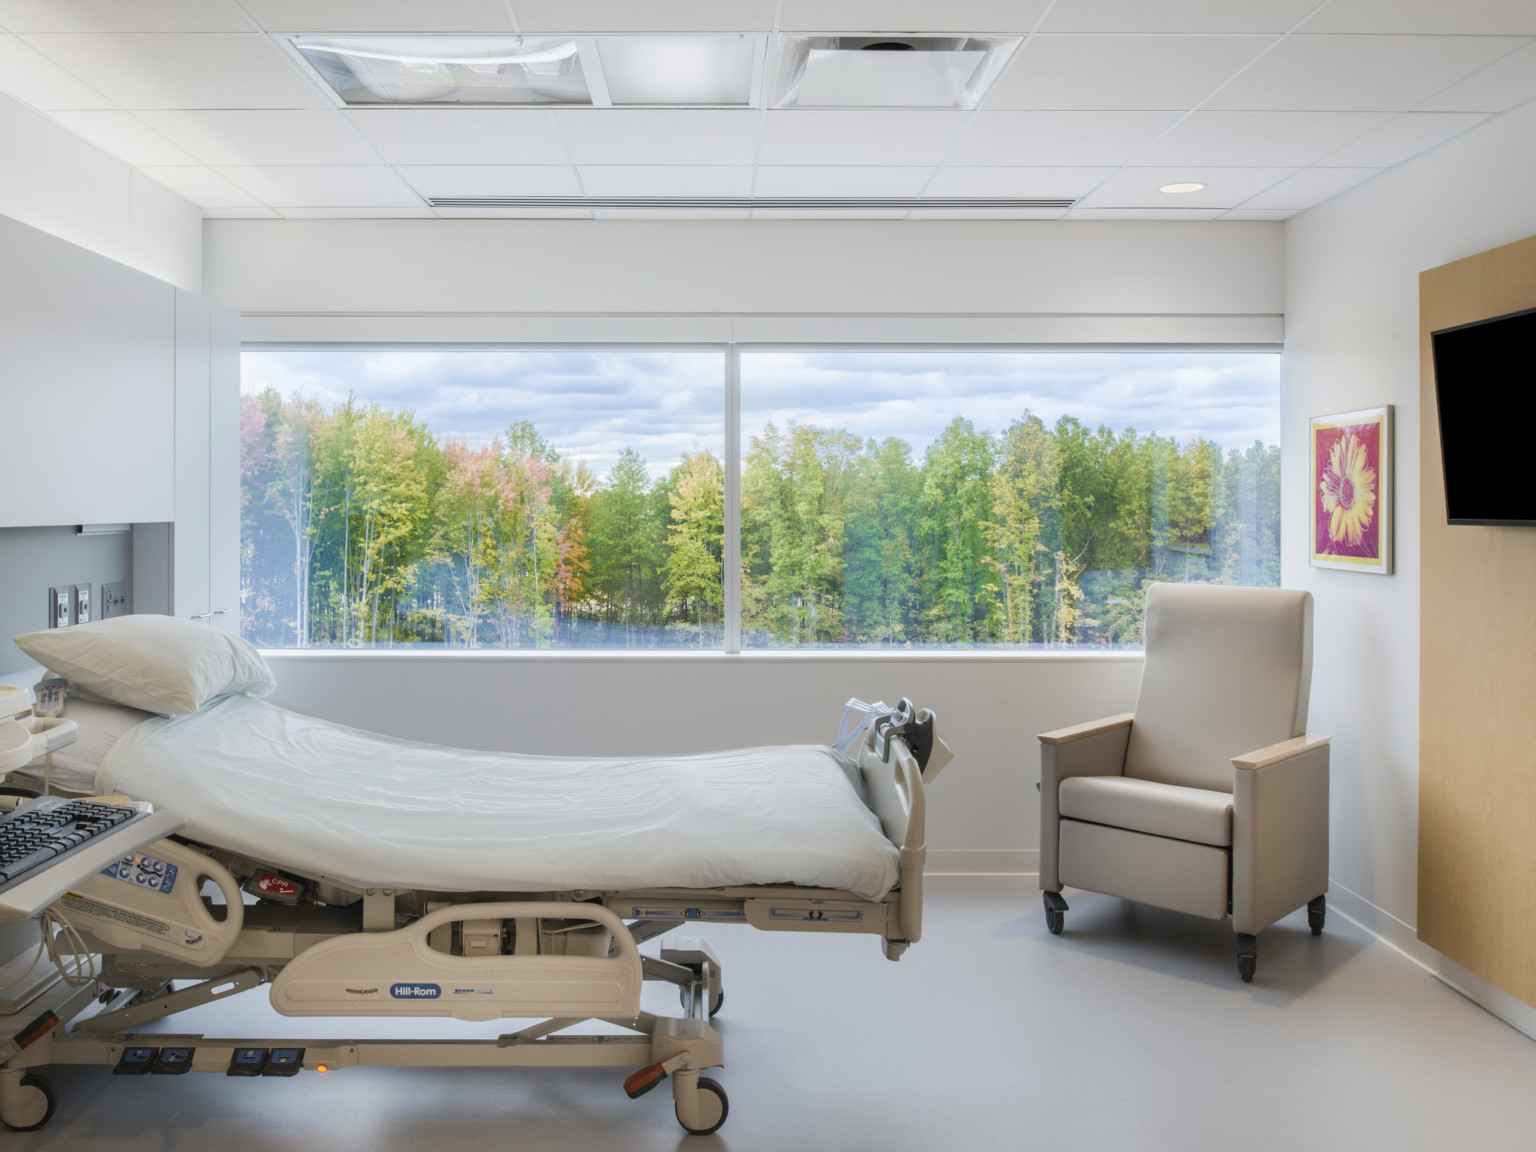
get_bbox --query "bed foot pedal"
[624,1063,668,1099]
[262,1049,305,1077]
[227,1048,269,1077]
[624,1053,688,1099]
[113,1047,157,1076]
[150,1048,193,1075]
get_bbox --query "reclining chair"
[1037,583,1329,981]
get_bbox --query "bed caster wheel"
[1236,934,1258,983]
[1308,895,1326,936]
[680,986,724,1018]
[0,1073,58,1132]
[1043,891,1068,935]
[674,1075,728,1135]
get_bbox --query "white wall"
[0,92,200,293]
[1283,100,1536,1030]
[205,217,1283,345]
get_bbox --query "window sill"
[259,648,1144,664]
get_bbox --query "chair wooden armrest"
[1038,713,1135,745]
[1231,734,1331,771]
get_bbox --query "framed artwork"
[1311,406,1393,574]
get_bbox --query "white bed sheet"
[99,696,901,901]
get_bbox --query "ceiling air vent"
[772,35,1020,109]
[423,196,1075,212]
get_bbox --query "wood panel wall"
[1419,233,1536,1007]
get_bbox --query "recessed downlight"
[1159,182,1206,195]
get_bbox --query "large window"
[240,347,1279,651]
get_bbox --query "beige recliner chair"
[1037,583,1329,982]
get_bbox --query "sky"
[242,348,1280,481]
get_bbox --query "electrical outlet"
[101,581,129,619]
[47,587,71,629]
[74,584,92,625]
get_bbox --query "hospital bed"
[0,670,949,1136]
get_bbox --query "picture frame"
[1310,405,1393,574]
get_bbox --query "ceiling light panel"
[292,35,592,104]
[773,36,1020,109]
[596,35,758,105]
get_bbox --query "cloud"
[242,348,1279,481]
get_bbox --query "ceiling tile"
[1077,166,1296,209]
[0,1,251,33]
[396,165,581,196]
[1219,209,1294,220]
[1206,34,1525,112]
[1137,111,1392,166]
[142,165,266,208]
[241,1,514,33]
[1418,41,1536,112]
[277,206,439,218]
[779,1,1049,33]
[343,109,570,164]
[1238,166,1379,210]
[947,111,1182,165]
[759,109,971,165]
[1299,0,1536,35]
[579,165,753,195]
[136,109,380,165]
[0,33,114,108]
[202,207,283,218]
[984,35,1274,111]
[1315,112,1492,167]
[49,110,197,164]
[1064,206,1228,219]
[924,166,1114,197]
[214,165,424,207]
[514,1,777,33]
[22,33,330,109]
[1042,0,1321,34]
[557,109,760,164]
[754,165,932,195]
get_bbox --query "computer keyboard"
[0,797,150,891]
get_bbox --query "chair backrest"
[1124,583,1313,793]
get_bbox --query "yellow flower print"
[1319,432,1377,547]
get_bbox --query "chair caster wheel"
[1043,891,1068,935]
[675,1076,728,1135]
[1236,933,1257,983]
[1308,895,1326,936]
[0,1073,57,1131]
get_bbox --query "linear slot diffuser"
[426,196,1076,210]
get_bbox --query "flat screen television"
[1431,305,1536,526]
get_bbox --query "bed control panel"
[99,851,179,896]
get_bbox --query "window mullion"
[724,343,742,654]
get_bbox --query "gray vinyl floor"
[11,877,1536,1152]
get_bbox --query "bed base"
[0,709,946,1136]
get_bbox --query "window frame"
[242,340,1282,660]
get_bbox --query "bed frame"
[0,709,947,1136]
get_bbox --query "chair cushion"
[1058,775,1233,847]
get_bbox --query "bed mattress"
[98,696,901,901]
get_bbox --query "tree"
[663,449,725,644]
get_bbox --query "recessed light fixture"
[773,36,1021,108]
[294,36,592,104]
[596,35,757,105]
[1159,182,1207,194]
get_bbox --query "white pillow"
[13,615,276,715]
